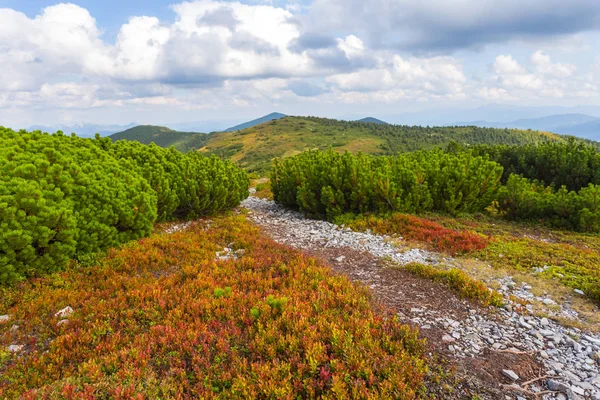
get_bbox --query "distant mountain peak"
[224,112,287,132]
[27,122,137,138]
[356,117,389,125]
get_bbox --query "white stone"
[572,385,585,395]
[7,344,23,353]
[563,370,581,382]
[519,317,532,329]
[442,334,455,343]
[574,381,594,391]
[547,380,571,394]
[55,306,74,318]
[0,314,9,323]
[502,369,520,381]
[584,335,600,346]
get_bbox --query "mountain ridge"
[357,117,389,125]
[451,113,600,140]
[224,112,287,132]
[28,122,137,138]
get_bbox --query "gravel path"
[242,195,600,400]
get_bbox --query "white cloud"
[530,50,576,78]
[327,55,466,97]
[488,51,598,99]
[492,55,543,90]
[337,35,365,58]
[1,1,600,126]
[0,4,105,90]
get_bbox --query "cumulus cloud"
[492,55,543,90]
[0,4,106,90]
[486,51,596,99]
[530,50,576,78]
[327,55,466,98]
[1,0,600,124]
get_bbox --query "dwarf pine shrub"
[0,128,249,284]
[271,149,503,219]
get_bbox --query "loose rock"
[55,306,74,318]
[502,369,520,381]
[7,344,24,353]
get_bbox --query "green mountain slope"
[199,116,589,173]
[357,117,388,124]
[110,125,208,152]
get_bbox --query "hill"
[453,113,600,141]
[110,125,208,152]
[198,115,587,172]
[224,112,287,132]
[554,119,600,140]
[357,117,388,124]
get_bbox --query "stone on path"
[502,369,520,381]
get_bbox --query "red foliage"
[350,213,490,256]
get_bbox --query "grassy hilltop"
[111,116,594,173]
[198,116,574,172]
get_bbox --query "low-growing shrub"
[477,238,600,304]
[271,149,503,220]
[497,174,600,232]
[0,214,428,398]
[0,129,157,283]
[343,213,490,255]
[470,140,600,191]
[0,128,249,284]
[97,138,249,221]
[400,263,504,307]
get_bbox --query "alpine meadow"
[2,1,600,399]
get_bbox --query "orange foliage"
[0,215,426,399]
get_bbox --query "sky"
[1,0,600,128]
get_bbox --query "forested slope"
[110,125,208,152]
[199,116,591,172]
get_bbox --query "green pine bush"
[271,149,503,219]
[97,137,249,220]
[497,174,600,232]
[0,127,249,284]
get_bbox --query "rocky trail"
[241,195,600,400]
